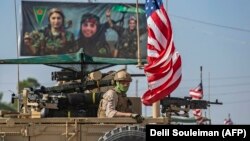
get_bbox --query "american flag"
[189,82,204,124]
[142,0,182,105]
[224,114,233,125]
[224,118,233,125]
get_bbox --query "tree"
[0,92,16,111]
[12,77,41,110]
[18,77,40,93]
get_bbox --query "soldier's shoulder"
[103,89,117,99]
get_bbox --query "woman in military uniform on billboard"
[24,8,76,55]
[76,13,112,58]
[105,9,147,58]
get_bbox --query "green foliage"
[0,92,2,101]
[11,77,41,111]
[0,92,16,111]
[18,77,40,93]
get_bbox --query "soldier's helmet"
[114,70,132,82]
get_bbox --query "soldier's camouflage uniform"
[27,28,75,55]
[112,25,146,58]
[98,89,132,118]
[42,28,75,55]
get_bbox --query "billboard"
[20,1,147,59]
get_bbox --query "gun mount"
[9,69,123,118]
[160,96,223,117]
[1,67,224,141]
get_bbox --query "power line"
[208,82,250,88]
[223,99,250,104]
[179,75,250,82]
[210,90,250,96]
[206,75,250,80]
[176,82,250,91]
[170,14,250,33]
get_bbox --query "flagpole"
[136,0,143,68]
[200,66,202,84]
[152,0,168,119]
[200,66,203,122]
[14,0,20,112]
[208,72,211,121]
[152,101,160,118]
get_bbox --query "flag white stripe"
[148,63,181,92]
[147,16,167,49]
[150,35,173,68]
[189,92,202,97]
[147,49,159,58]
[156,10,168,30]
[148,37,161,51]
[142,0,182,105]
[148,52,181,90]
[148,68,173,89]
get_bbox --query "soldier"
[76,13,112,57]
[106,9,147,58]
[24,8,76,55]
[23,32,36,55]
[43,8,76,55]
[97,70,144,123]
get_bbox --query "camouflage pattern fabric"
[27,28,75,55]
[97,89,131,118]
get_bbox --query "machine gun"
[51,70,83,81]
[37,79,114,94]
[11,70,118,118]
[10,68,146,118]
[12,87,105,118]
[160,96,223,117]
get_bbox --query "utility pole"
[136,0,142,68]
[135,79,138,97]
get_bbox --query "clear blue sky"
[0,0,250,124]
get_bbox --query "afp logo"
[222,129,246,138]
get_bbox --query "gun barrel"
[208,101,223,105]
[43,80,114,93]
[160,97,223,112]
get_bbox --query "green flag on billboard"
[33,7,47,26]
[112,5,145,14]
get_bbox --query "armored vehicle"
[0,51,223,141]
[0,1,223,139]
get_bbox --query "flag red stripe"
[142,74,182,105]
[144,44,174,73]
[150,11,169,45]
[146,61,172,82]
[146,53,181,91]
[189,82,204,124]
[143,0,182,105]
[142,53,182,105]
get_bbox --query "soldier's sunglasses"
[119,81,131,85]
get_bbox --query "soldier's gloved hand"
[130,113,144,123]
